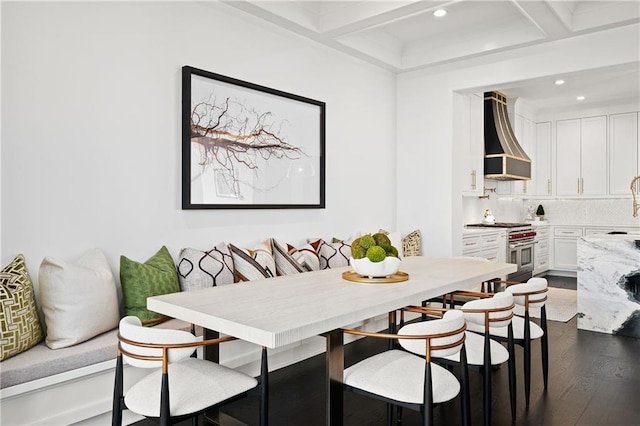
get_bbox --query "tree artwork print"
[182,66,325,209]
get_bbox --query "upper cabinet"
[609,112,639,195]
[470,104,637,199]
[534,122,552,196]
[555,116,607,196]
[458,93,484,196]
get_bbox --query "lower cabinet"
[553,237,580,270]
[462,230,506,263]
[549,225,638,272]
[533,226,549,275]
[552,227,583,271]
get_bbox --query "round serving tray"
[342,270,409,284]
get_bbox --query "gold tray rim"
[342,270,409,284]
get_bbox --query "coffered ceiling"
[224,0,640,110]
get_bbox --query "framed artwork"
[182,66,326,209]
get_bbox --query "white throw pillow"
[39,249,120,349]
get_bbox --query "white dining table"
[147,256,516,425]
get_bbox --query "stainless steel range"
[466,223,536,282]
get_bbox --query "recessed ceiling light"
[577,95,585,101]
[555,79,565,85]
[433,9,447,17]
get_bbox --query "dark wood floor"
[136,276,640,425]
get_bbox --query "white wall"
[1,2,397,284]
[397,23,640,257]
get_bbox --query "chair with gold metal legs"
[406,291,516,426]
[343,309,470,426]
[112,316,268,426]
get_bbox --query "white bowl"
[350,256,401,278]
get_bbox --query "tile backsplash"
[463,196,640,227]
[523,198,639,227]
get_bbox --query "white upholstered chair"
[503,277,548,408]
[407,292,516,426]
[465,277,548,409]
[112,316,267,426]
[343,310,469,426]
[443,276,549,412]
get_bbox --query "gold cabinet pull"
[471,170,477,190]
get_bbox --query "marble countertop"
[462,227,507,236]
[577,235,640,336]
[583,234,640,241]
[529,221,549,227]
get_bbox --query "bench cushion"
[0,319,194,389]
[1,328,118,389]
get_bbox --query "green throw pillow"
[120,246,179,321]
[1,254,44,361]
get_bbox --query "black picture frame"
[182,66,326,209]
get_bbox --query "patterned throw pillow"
[310,237,356,269]
[402,230,422,257]
[272,239,320,275]
[39,249,120,349]
[120,246,180,321]
[177,243,235,291]
[0,254,44,361]
[229,241,276,282]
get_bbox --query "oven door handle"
[509,241,537,249]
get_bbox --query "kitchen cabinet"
[533,225,549,275]
[556,116,607,196]
[458,93,484,196]
[609,112,639,195]
[514,115,535,196]
[552,227,583,271]
[550,225,640,272]
[534,122,552,196]
[462,229,506,263]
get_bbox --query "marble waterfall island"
[578,235,640,337]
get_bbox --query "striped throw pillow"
[272,239,320,275]
[229,241,276,282]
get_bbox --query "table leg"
[203,329,221,425]
[326,329,344,426]
[204,328,220,362]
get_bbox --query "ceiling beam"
[511,0,572,38]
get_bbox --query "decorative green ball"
[385,246,399,258]
[360,235,376,250]
[366,245,387,262]
[372,233,392,248]
[351,246,366,260]
[351,237,363,252]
